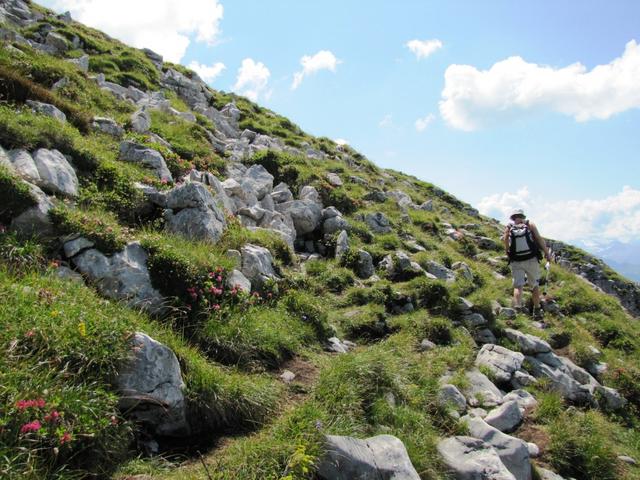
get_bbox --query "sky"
[41,0,640,251]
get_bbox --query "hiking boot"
[533,308,544,320]
[514,305,528,315]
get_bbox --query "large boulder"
[463,414,532,480]
[437,436,515,480]
[240,244,278,289]
[119,141,172,182]
[70,241,166,316]
[116,332,188,437]
[475,344,524,384]
[316,434,420,480]
[32,148,78,197]
[164,182,226,243]
[276,199,322,236]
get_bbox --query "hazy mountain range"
[578,240,640,283]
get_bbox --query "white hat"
[509,208,526,220]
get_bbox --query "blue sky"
[43,0,640,247]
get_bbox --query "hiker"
[503,209,552,319]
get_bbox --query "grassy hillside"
[1,2,639,479]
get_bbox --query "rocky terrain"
[1,1,640,479]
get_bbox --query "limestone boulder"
[116,332,188,437]
[317,434,420,480]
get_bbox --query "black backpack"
[508,220,542,262]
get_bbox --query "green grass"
[0,165,37,224]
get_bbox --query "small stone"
[280,370,296,383]
[419,338,436,352]
[618,455,637,465]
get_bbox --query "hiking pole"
[542,261,551,296]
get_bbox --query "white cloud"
[188,61,225,84]
[334,138,349,146]
[379,114,393,128]
[440,40,640,131]
[478,186,640,244]
[292,50,341,89]
[232,58,271,101]
[406,39,442,60]
[415,113,435,131]
[53,0,224,63]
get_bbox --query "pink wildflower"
[59,432,72,444]
[213,304,221,311]
[44,410,60,423]
[20,420,41,434]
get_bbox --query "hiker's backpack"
[508,220,541,262]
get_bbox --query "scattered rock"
[335,230,349,258]
[280,370,296,383]
[317,434,420,480]
[365,212,392,234]
[618,455,637,465]
[419,338,436,351]
[116,332,188,436]
[325,337,355,354]
[484,400,523,433]
[92,117,124,138]
[119,141,172,182]
[424,260,456,283]
[504,329,551,355]
[438,384,467,413]
[503,389,538,411]
[354,249,374,279]
[463,369,504,408]
[325,172,343,186]
[130,108,151,133]
[475,344,524,384]
[226,269,251,293]
[26,100,66,122]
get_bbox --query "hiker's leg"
[532,285,541,309]
[513,286,523,308]
[511,262,525,307]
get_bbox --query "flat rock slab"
[317,434,420,480]
[463,415,532,480]
[437,436,515,480]
[464,369,504,408]
[475,344,524,384]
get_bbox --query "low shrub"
[49,206,130,254]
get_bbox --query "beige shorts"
[510,257,540,288]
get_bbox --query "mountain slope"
[1,1,640,479]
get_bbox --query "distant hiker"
[503,209,552,319]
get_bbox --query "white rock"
[32,148,78,197]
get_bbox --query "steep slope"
[1,1,640,480]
